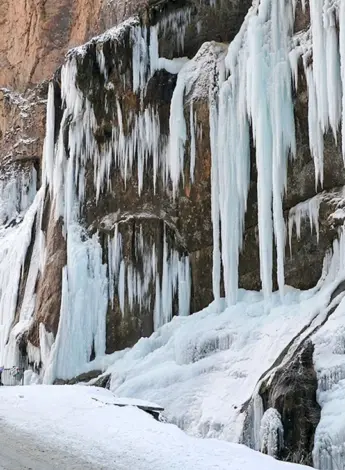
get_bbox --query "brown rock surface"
[0,0,103,90]
[0,85,47,171]
[28,199,67,346]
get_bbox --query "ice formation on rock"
[38,15,195,381]
[260,408,284,458]
[288,194,322,254]
[312,227,345,470]
[0,185,43,371]
[107,223,190,331]
[210,0,297,304]
[44,224,108,383]
[1,1,345,466]
[207,0,345,307]
[0,168,37,226]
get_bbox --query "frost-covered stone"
[260,408,284,458]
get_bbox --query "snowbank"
[0,385,310,470]
[95,285,336,443]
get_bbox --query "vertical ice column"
[247,0,295,299]
[340,1,345,162]
[0,188,43,367]
[216,68,250,305]
[209,88,221,310]
[108,226,122,307]
[167,62,189,196]
[44,225,108,383]
[42,83,55,190]
[154,231,191,329]
[212,0,296,304]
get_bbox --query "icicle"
[189,102,196,183]
[309,0,331,133]
[118,260,126,315]
[209,89,221,310]
[288,194,321,254]
[42,83,55,190]
[324,3,341,140]
[157,8,192,54]
[108,225,122,307]
[178,256,191,316]
[168,62,189,196]
[153,274,161,331]
[149,26,159,76]
[106,224,190,329]
[304,59,325,188]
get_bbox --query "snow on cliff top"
[0,385,309,470]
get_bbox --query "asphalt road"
[0,421,105,470]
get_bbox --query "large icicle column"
[210,0,297,305]
[0,167,40,376]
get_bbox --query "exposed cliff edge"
[1,0,345,468]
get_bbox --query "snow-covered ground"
[0,384,310,470]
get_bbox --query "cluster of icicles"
[71,0,345,309]
[54,0,345,312]
[210,0,345,306]
[1,9,195,381]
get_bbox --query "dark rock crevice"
[260,342,320,467]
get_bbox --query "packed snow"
[0,385,311,470]
[95,275,336,441]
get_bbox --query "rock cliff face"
[0,0,103,89]
[1,0,345,467]
[1,0,256,361]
